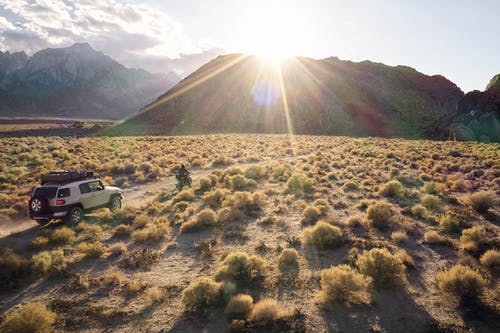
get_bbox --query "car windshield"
[33,187,57,199]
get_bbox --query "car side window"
[88,181,104,192]
[79,183,91,194]
[57,188,71,198]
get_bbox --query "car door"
[79,181,108,208]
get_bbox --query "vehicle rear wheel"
[66,207,83,226]
[109,196,122,210]
[35,219,50,226]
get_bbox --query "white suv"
[28,172,123,226]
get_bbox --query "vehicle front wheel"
[109,196,122,210]
[66,207,83,226]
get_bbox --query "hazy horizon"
[1,0,499,92]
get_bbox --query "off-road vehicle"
[28,171,123,226]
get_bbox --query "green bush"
[438,215,460,234]
[356,248,405,286]
[378,180,404,198]
[182,277,223,310]
[302,205,322,225]
[215,251,266,282]
[225,294,254,317]
[421,194,441,211]
[366,201,393,229]
[32,249,66,275]
[181,208,219,233]
[437,264,487,298]
[460,226,488,252]
[302,221,343,249]
[248,299,288,325]
[466,191,495,212]
[278,248,299,275]
[0,302,56,333]
[286,173,314,197]
[317,264,371,305]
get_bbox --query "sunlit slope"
[106,54,463,138]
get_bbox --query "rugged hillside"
[0,43,180,120]
[107,54,464,138]
[453,74,500,142]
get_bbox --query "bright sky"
[1,0,499,92]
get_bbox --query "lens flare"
[252,79,281,107]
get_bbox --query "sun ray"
[276,62,296,156]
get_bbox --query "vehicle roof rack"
[41,171,95,185]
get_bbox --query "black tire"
[29,196,48,214]
[35,219,50,226]
[65,206,83,226]
[109,196,122,210]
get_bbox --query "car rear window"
[33,187,57,199]
[57,188,71,198]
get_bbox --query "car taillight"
[57,199,65,205]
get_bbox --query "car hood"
[105,186,121,192]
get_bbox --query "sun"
[237,1,313,62]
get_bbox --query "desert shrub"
[437,264,487,298]
[245,165,266,179]
[302,205,322,225]
[438,215,460,234]
[132,222,170,242]
[347,215,364,227]
[77,223,103,238]
[356,248,405,286]
[410,204,427,218]
[312,198,329,215]
[421,194,441,211]
[181,208,219,233]
[423,231,450,245]
[127,279,144,293]
[248,299,288,324]
[173,201,189,212]
[31,236,49,249]
[0,247,30,282]
[225,294,254,317]
[50,227,76,244]
[145,286,167,303]
[226,174,256,191]
[466,191,495,212]
[103,270,125,285]
[0,302,56,333]
[32,249,66,275]
[120,248,160,270]
[366,201,393,229]
[215,251,266,282]
[302,221,343,249]
[422,182,439,194]
[460,226,488,252]
[342,181,360,192]
[181,277,223,310]
[278,248,299,274]
[286,173,314,197]
[273,163,292,181]
[480,249,500,270]
[221,191,265,220]
[317,265,371,305]
[203,188,230,209]
[77,241,105,258]
[108,242,127,255]
[113,224,132,237]
[378,180,404,198]
[391,231,408,243]
[133,214,150,228]
[198,176,215,192]
[173,188,195,203]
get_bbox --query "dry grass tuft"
[356,248,405,286]
[302,221,343,249]
[460,226,488,252]
[317,264,371,305]
[182,277,222,310]
[248,299,289,324]
[32,249,66,275]
[215,251,266,282]
[466,191,495,212]
[437,264,487,299]
[480,249,500,270]
[50,227,76,244]
[225,294,254,317]
[180,208,219,233]
[0,302,56,333]
[366,201,393,229]
[278,248,300,275]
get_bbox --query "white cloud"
[0,0,216,74]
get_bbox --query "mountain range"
[108,54,497,140]
[0,43,180,120]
